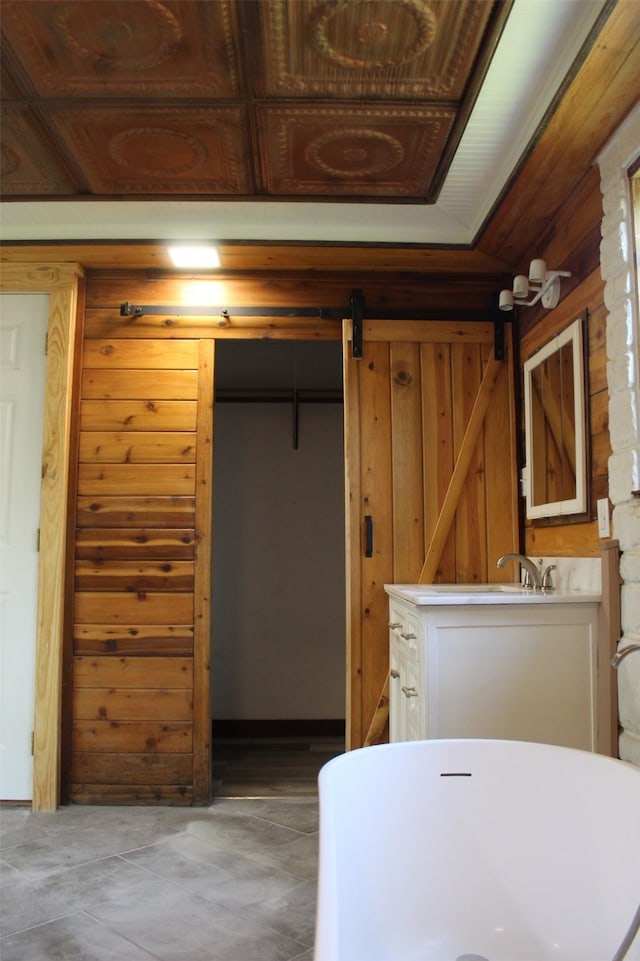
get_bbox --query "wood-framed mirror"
[523,316,588,520]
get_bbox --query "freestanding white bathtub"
[315,739,640,961]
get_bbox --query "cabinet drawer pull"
[401,686,418,698]
[400,632,416,640]
[388,622,402,630]
[390,669,400,679]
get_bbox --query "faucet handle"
[541,564,556,591]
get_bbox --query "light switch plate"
[597,498,610,538]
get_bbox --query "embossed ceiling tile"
[0,0,241,98]
[0,105,76,196]
[258,105,455,198]
[48,106,253,195]
[258,0,495,99]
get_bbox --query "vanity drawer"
[388,602,420,653]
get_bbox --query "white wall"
[597,102,640,766]
[211,350,345,721]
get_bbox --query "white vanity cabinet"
[386,585,602,752]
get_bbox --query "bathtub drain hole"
[456,955,490,961]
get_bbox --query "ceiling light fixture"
[168,245,220,269]
[499,259,571,311]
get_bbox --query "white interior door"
[0,293,48,800]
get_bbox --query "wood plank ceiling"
[0,0,506,202]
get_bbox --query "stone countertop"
[385,583,602,606]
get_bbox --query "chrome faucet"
[611,643,640,668]
[496,553,542,590]
[541,563,556,592]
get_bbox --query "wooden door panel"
[79,432,197,463]
[76,496,196,528]
[73,655,193,688]
[74,559,194,592]
[73,625,194,657]
[84,308,343,341]
[421,342,456,581]
[72,721,192,754]
[390,342,425,583]
[74,591,194,624]
[73,688,193,721]
[80,400,197,431]
[362,320,494,344]
[69,782,193,805]
[77,464,196,496]
[82,339,199,369]
[75,529,196,560]
[452,342,487,583]
[70,752,193,786]
[344,320,518,748]
[358,341,394,747]
[82,369,198,400]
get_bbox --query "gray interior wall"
[211,342,345,721]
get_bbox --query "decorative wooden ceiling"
[0,0,508,202]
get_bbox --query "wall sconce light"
[499,259,571,311]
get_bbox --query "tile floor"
[0,739,343,961]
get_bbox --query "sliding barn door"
[70,337,213,804]
[343,319,518,749]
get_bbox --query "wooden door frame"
[0,264,83,811]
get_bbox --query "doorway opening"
[211,340,345,796]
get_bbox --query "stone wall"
[597,103,640,765]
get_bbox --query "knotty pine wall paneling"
[519,167,611,559]
[70,286,209,802]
